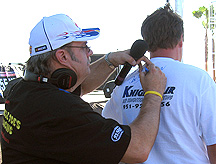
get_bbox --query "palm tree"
[209,5,216,82]
[192,6,209,72]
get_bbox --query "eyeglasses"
[65,45,91,53]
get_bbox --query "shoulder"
[153,58,212,81]
[17,82,90,115]
[43,88,89,109]
[180,63,214,84]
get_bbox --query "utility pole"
[175,0,184,18]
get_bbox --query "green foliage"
[192,6,209,29]
[192,10,203,18]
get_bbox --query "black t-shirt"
[1,80,131,164]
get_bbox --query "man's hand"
[81,49,137,95]
[108,51,166,96]
[207,144,216,164]
[138,57,167,96]
[107,50,136,67]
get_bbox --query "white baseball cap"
[29,14,100,56]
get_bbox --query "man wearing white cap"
[1,14,166,164]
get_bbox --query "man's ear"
[178,40,183,48]
[178,34,184,48]
[55,49,68,64]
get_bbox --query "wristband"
[105,52,116,69]
[144,91,163,100]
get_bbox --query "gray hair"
[26,50,57,77]
[26,45,78,76]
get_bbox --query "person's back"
[102,3,216,163]
[103,57,216,163]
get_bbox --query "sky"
[0,0,212,72]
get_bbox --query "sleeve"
[200,82,216,146]
[102,86,124,124]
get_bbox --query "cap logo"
[111,126,124,142]
[56,31,81,40]
[56,28,100,41]
[35,45,48,53]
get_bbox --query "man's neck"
[150,48,182,62]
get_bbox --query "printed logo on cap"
[35,45,48,52]
[56,28,100,41]
[56,31,81,40]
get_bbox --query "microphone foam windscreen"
[130,40,149,60]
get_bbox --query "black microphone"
[114,40,148,86]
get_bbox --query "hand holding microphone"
[114,40,149,86]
